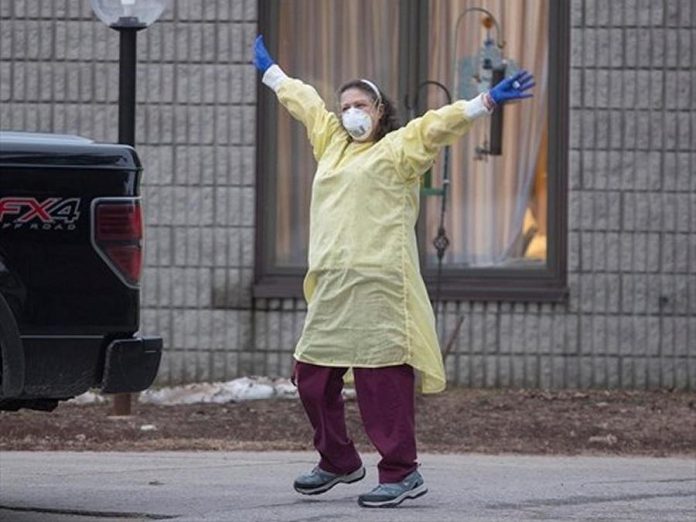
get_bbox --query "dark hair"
[338,80,401,142]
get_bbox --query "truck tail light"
[93,199,143,287]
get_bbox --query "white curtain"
[424,0,549,267]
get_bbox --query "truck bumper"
[101,336,162,393]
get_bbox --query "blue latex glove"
[253,35,275,73]
[489,70,535,105]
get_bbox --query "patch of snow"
[139,377,301,405]
[68,391,107,404]
[274,380,299,399]
[68,377,357,406]
[588,434,618,446]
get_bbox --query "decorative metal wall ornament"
[455,7,518,159]
[403,7,517,329]
[404,81,452,320]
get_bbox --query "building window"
[255,0,568,301]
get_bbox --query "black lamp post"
[91,0,166,415]
[91,0,166,147]
[116,21,143,147]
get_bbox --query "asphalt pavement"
[0,451,694,521]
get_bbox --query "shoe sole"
[294,466,366,495]
[358,483,428,508]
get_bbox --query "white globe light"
[90,0,167,29]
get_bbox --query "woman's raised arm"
[253,35,342,160]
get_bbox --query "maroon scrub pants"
[295,361,418,484]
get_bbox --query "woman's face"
[340,88,380,116]
[339,88,383,141]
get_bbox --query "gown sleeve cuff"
[262,64,289,92]
[462,93,494,120]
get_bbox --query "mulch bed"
[1,388,694,456]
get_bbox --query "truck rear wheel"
[0,293,24,398]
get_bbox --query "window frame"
[254,0,569,302]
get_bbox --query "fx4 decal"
[0,197,81,231]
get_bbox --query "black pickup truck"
[0,131,162,411]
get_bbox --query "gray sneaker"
[357,470,428,508]
[293,465,365,495]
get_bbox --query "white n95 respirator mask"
[341,108,373,141]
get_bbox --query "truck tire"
[0,292,24,397]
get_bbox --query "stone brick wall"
[563,0,695,388]
[1,0,694,389]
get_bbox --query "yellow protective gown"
[267,69,489,394]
